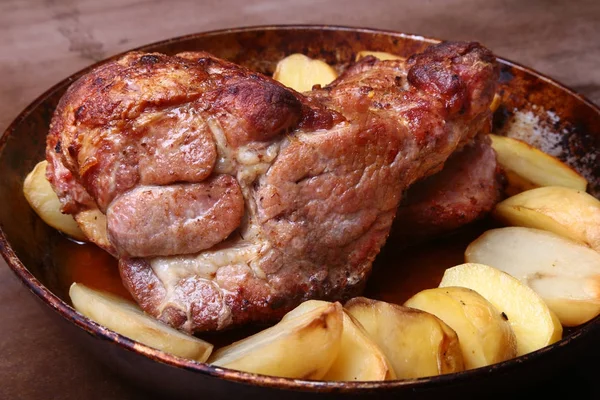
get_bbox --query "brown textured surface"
[393,133,503,243]
[111,42,494,333]
[1,1,600,399]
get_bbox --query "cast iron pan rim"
[1,24,599,393]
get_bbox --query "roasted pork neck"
[46,42,498,332]
[394,133,503,244]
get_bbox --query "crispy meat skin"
[46,42,498,332]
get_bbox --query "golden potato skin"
[322,311,396,381]
[440,263,562,355]
[489,134,587,195]
[23,161,86,240]
[345,297,464,379]
[493,186,600,252]
[282,300,395,381]
[209,302,343,379]
[273,53,338,92]
[405,287,517,369]
[69,283,213,362]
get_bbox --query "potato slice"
[283,300,395,381]
[440,262,562,355]
[405,287,517,369]
[273,54,338,92]
[23,160,86,240]
[74,208,111,251]
[209,302,343,379]
[490,93,501,112]
[279,299,331,321]
[345,297,464,379]
[324,311,397,381]
[489,134,587,195]
[493,186,600,252]
[355,51,405,61]
[69,283,213,361]
[465,227,600,326]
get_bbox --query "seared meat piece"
[46,42,498,332]
[393,133,503,244]
[46,52,337,257]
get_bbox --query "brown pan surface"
[1,26,599,399]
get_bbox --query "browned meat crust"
[46,51,340,256]
[394,133,503,243]
[46,42,498,332]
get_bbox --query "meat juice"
[52,216,576,347]
[54,238,132,301]
[364,221,492,305]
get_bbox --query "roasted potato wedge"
[489,134,587,195]
[493,186,600,252]
[345,297,464,379]
[440,263,562,355]
[209,301,343,379]
[74,208,110,251]
[69,283,213,361]
[489,93,501,112]
[280,299,330,321]
[283,300,395,381]
[355,51,405,61]
[465,227,600,326]
[23,161,85,240]
[273,53,338,92]
[405,287,517,369]
[323,311,396,381]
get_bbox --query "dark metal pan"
[1,25,598,399]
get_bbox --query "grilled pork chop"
[46,42,498,332]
